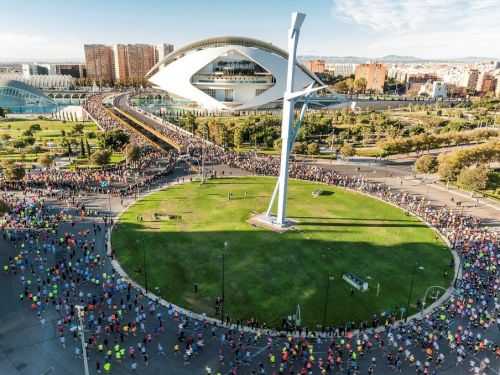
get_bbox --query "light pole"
[406,263,424,320]
[221,241,228,322]
[322,275,334,328]
[143,242,149,294]
[75,305,90,375]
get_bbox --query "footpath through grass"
[112,177,453,328]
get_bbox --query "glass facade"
[0,80,59,114]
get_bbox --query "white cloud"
[332,0,500,57]
[0,32,83,61]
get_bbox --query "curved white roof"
[148,36,323,111]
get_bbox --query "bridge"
[44,89,94,104]
[112,93,191,152]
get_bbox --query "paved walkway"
[0,161,498,375]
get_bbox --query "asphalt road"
[1,161,498,375]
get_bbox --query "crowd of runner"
[83,95,149,147]
[0,95,498,374]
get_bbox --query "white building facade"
[147,36,322,111]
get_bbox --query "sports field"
[112,176,453,328]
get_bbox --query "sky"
[2,0,500,61]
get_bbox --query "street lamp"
[221,241,229,322]
[322,275,334,328]
[75,305,90,375]
[135,239,148,294]
[406,263,424,320]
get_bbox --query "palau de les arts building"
[146,36,323,112]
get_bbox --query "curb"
[106,174,462,339]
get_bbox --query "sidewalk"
[372,176,500,230]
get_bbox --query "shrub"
[415,155,438,174]
[2,161,25,181]
[38,153,55,168]
[457,165,490,190]
[125,144,142,164]
[340,144,355,157]
[307,143,320,155]
[90,149,112,166]
[29,123,41,132]
[292,142,307,154]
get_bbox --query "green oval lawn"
[112,176,453,328]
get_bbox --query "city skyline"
[2,0,500,61]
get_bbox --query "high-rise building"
[155,43,174,63]
[84,44,114,83]
[354,63,387,93]
[461,69,479,91]
[125,44,156,81]
[85,43,173,83]
[478,73,496,94]
[304,59,325,74]
[113,44,129,82]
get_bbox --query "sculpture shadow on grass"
[112,222,453,329]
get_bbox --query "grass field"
[112,177,453,328]
[0,119,100,164]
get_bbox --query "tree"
[72,123,85,135]
[22,129,33,137]
[307,142,320,155]
[125,143,142,164]
[0,107,4,118]
[333,80,349,93]
[233,125,244,149]
[22,136,36,146]
[85,138,91,158]
[292,142,307,154]
[80,138,85,157]
[273,138,282,151]
[29,123,42,132]
[2,161,25,181]
[457,165,490,190]
[90,150,112,166]
[438,141,500,181]
[38,153,55,168]
[340,143,355,158]
[97,130,130,151]
[0,199,9,214]
[12,139,25,149]
[354,78,367,93]
[415,155,438,174]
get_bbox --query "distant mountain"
[378,55,423,62]
[299,55,499,64]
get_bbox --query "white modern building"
[0,73,75,90]
[418,80,447,99]
[325,63,357,77]
[146,36,322,111]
